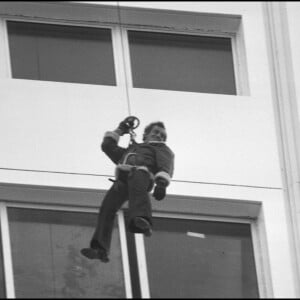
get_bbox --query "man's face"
[144,125,167,143]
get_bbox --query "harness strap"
[115,164,154,192]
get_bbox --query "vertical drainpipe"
[263,1,300,296]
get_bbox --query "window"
[0,185,262,299]
[7,208,126,298]
[143,217,259,298]
[128,30,237,95]
[7,21,116,86]
[6,20,238,94]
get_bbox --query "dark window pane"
[7,21,116,86]
[145,218,259,298]
[8,208,125,298]
[128,30,236,95]
[0,226,6,298]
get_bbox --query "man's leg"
[81,181,127,262]
[127,169,152,236]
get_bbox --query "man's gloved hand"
[117,117,134,135]
[153,179,167,201]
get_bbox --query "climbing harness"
[108,115,140,184]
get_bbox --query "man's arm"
[101,130,126,164]
[101,118,133,164]
[153,145,175,200]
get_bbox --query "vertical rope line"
[117,1,132,115]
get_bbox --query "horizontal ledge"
[0,2,241,33]
[0,181,261,219]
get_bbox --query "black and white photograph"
[0,1,299,298]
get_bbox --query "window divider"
[118,26,134,115]
[111,25,127,89]
[134,233,150,298]
[120,27,134,90]
[0,202,15,298]
[251,214,274,298]
[118,211,133,299]
[112,25,132,114]
[0,18,12,78]
[232,24,250,96]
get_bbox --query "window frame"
[121,25,244,95]
[134,211,266,298]
[0,181,271,298]
[0,201,266,299]
[0,201,133,298]
[0,202,14,298]
[2,16,247,96]
[3,17,127,88]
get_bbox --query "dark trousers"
[90,169,152,254]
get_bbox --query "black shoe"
[133,217,152,237]
[80,247,109,263]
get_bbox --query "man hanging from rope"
[81,116,175,262]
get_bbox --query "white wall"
[0,1,282,191]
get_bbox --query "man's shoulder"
[147,142,174,156]
[164,144,174,157]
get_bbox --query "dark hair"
[142,121,167,141]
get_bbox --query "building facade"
[0,1,300,298]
